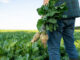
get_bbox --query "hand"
[43,0,49,5]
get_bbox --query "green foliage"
[0,32,48,60]
[37,19,45,32]
[0,31,80,60]
[37,0,68,32]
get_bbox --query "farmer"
[43,0,80,60]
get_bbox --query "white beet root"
[40,32,48,48]
[31,32,41,43]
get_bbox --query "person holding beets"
[43,0,80,60]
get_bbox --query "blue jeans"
[47,18,79,60]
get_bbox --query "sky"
[0,0,80,30]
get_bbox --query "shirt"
[55,0,80,19]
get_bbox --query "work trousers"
[47,18,79,60]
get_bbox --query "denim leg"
[47,31,61,60]
[47,20,63,60]
[62,19,79,59]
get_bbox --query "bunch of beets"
[31,0,68,48]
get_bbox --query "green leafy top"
[37,0,68,32]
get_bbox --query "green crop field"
[0,30,80,60]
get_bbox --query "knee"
[65,45,76,51]
[48,47,60,55]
